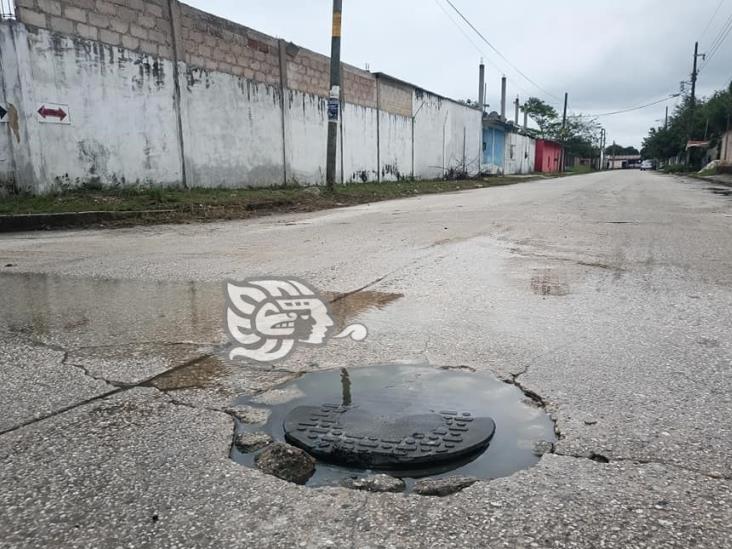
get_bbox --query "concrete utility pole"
[560,92,568,171]
[599,128,606,170]
[514,96,520,125]
[500,76,507,121]
[478,61,485,113]
[664,105,669,130]
[523,105,528,130]
[325,0,342,191]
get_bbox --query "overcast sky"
[185,0,732,148]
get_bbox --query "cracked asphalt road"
[1,171,731,548]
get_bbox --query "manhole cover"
[284,404,496,468]
[231,364,556,491]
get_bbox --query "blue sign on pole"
[328,97,339,121]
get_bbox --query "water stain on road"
[707,187,732,197]
[0,272,225,346]
[324,290,403,331]
[149,355,230,391]
[530,270,570,296]
[0,272,404,391]
[0,272,401,347]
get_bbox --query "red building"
[535,139,563,173]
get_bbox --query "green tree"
[605,144,640,156]
[523,97,601,160]
[523,98,559,137]
[642,81,732,166]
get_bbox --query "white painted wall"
[2,22,484,194]
[182,68,284,187]
[11,26,183,192]
[378,111,411,181]
[341,102,378,182]
[504,131,536,175]
[283,89,327,185]
[412,90,482,179]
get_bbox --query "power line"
[431,0,550,105]
[442,0,563,103]
[572,94,682,120]
[431,0,499,72]
[701,0,726,43]
[699,11,732,72]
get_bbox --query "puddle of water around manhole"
[232,364,556,491]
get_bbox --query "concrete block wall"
[180,4,280,86]
[2,0,482,193]
[377,77,412,119]
[14,0,173,57]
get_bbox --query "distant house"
[482,115,507,174]
[721,130,732,165]
[605,154,641,169]
[504,125,536,175]
[482,111,538,175]
[535,139,562,173]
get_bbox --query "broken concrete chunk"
[533,440,555,456]
[413,476,479,497]
[342,474,406,493]
[226,405,271,425]
[234,432,273,453]
[255,443,315,485]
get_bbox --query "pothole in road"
[230,364,556,494]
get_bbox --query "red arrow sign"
[37,105,67,121]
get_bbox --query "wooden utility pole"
[325,0,342,191]
[686,41,705,167]
[690,42,699,109]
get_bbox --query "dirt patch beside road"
[0,176,548,231]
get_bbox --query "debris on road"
[255,443,316,485]
[341,474,406,493]
[413,476,479,497]
[234,432,273,453]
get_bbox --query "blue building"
[482,116,507,174]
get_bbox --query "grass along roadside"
[0,176,549,221]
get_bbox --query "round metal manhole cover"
[231,364,556,490]
[284,404,496,469]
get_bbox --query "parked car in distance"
[640,160,656,171]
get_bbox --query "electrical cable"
[701,0,726,43]
[442,0,563,103]
[699,14,732,72]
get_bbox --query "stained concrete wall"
[413,89,482,179]
[504,131,536,175]
[181,68,284,187]
[2,0,482,194]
